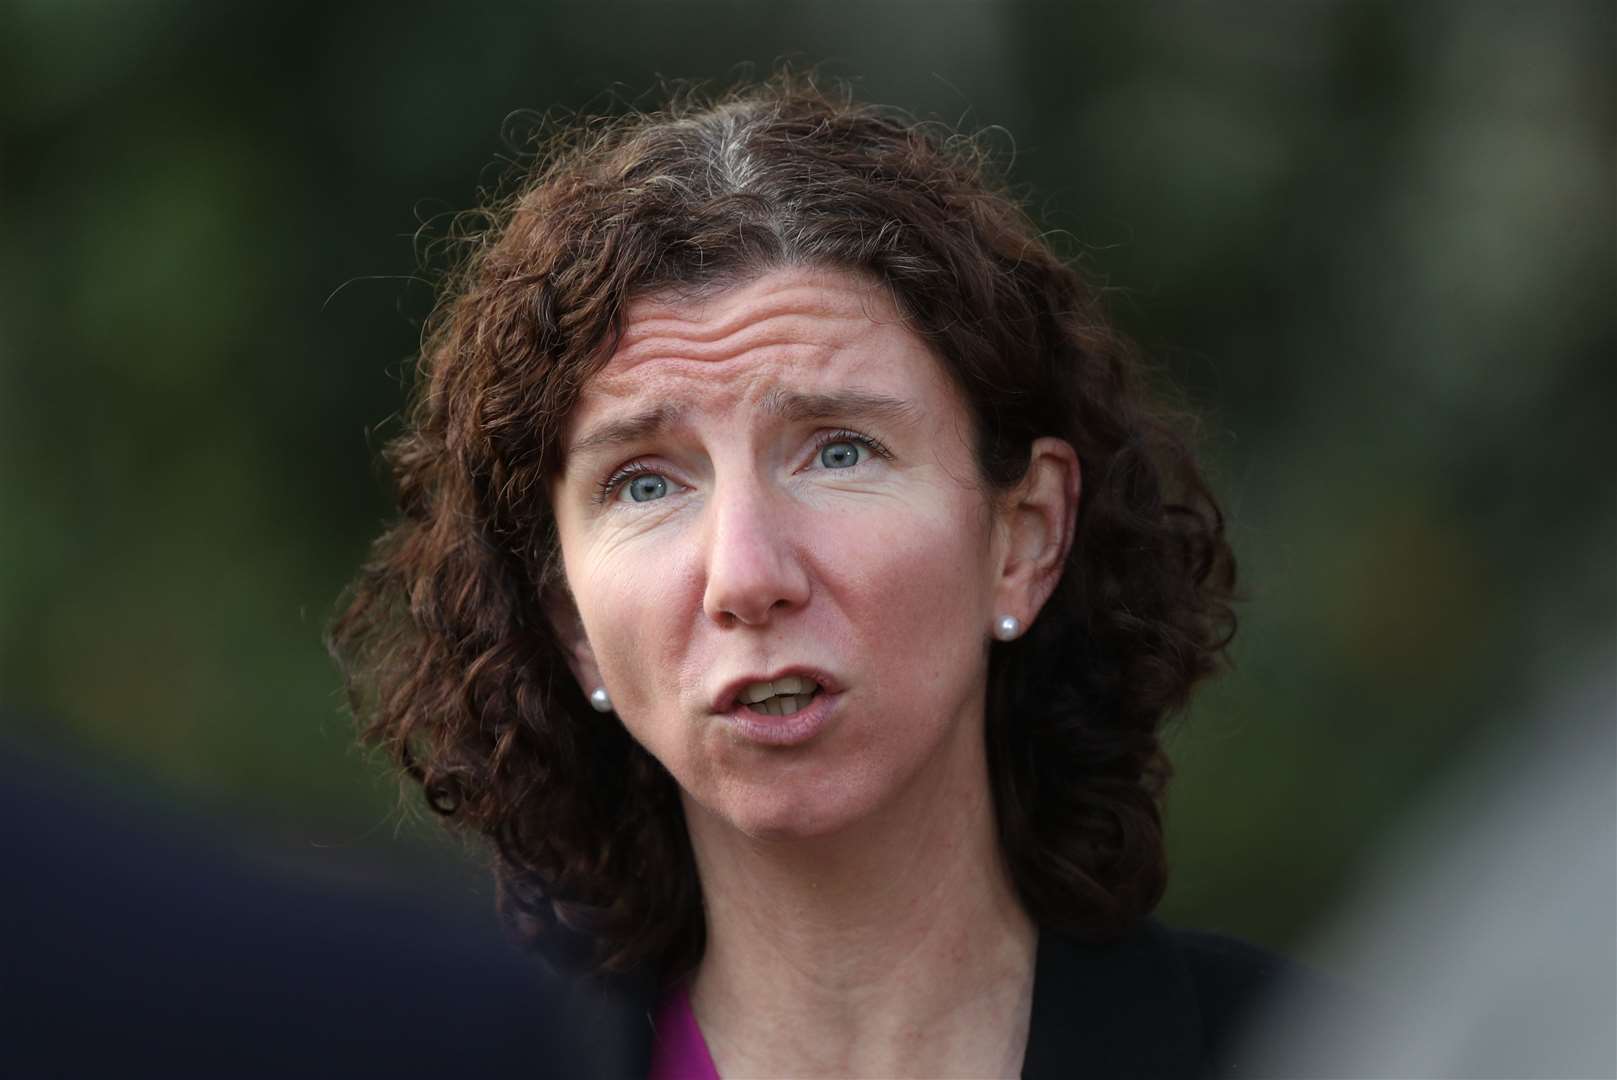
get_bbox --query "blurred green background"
[2,1,1612,952]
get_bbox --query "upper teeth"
[739,675,820,704]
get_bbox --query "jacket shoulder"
[1022,919,1354,1079]
[1165,928,1297,1065]
[1165,925,1365,1077]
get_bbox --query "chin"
[700,773,884,843]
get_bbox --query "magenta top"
[647,982,721,1080]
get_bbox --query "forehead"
[571,267,952,422]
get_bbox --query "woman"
[332,75,1283,1078]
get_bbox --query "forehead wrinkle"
[565,269,921,469]
[610,270,893,366]
[623,275,881,341]
[609,312,867,373]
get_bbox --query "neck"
[682,727,1037,1078]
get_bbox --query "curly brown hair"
[330,72,1237,978]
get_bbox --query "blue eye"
[819,440,864,469]
[620,473,669,502]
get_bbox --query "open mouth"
[737,675,822,718]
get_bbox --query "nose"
[701,475,812,628]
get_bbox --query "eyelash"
[593,428,894,505]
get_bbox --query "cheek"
[572,541,696,716]
[828,493,996,674]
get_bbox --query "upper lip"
[712,666,844,712]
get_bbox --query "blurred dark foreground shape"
[0,720,618,1078]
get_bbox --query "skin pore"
[548,267,1079,1077]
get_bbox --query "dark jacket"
[559,918,1335,1079]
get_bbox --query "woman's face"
[549,267,1016,840]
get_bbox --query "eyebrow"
[762,386,919,425]
[566,401,685,461]
[564,388,919,465]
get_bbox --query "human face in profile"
[549,266,1017,841]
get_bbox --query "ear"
[541,580,605,697]
[992,437,1081,629]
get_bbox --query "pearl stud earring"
[588,687,613,713]
[993,615,1022,641]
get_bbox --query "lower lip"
[719,691,840,747]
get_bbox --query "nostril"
[700,492,813,627]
